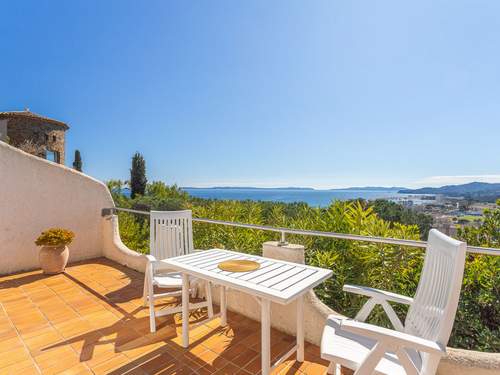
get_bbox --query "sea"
[182,188,412,207]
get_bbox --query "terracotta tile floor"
[0,258,334,375]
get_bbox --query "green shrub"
[455,200,500,351]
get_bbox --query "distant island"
[399,182,500,202]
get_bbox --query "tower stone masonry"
[0,110,69,164]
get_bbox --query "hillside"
[399,182,500,202]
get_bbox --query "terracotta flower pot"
[39,245,69,274]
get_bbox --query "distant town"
[392,194,497,237]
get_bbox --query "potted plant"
[35,228,75,274]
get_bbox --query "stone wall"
[6,117,66,163]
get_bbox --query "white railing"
[103,207,500,256]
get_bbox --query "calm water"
[182,188,407,207]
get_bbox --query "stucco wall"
[102,215,147,272]
[0,141,114,274]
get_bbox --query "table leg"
[220,286,227,326]
[206,281,214,318]
[297,295,304,362]
[261,298,271,375]
[182,273,189,348]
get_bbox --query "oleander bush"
[35,228,75,247]
[109,180,499,352]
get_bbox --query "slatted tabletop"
[159,249,332,304]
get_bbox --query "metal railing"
[102,207,500,256]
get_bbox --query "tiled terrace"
[0,258,334,375]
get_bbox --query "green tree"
[72,150,82,172]
[371,199,433,239]
[130,152,147,199]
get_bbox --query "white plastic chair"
[143,210,214,332]
[321,229,467,375]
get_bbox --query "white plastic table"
[159,248,332,375]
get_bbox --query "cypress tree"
[130,152,147,198]
[73,150,82,172]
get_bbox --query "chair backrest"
[405,229,466,371]
[150,210,194,260]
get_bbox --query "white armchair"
[321,229,467,375]
[143,210,213,333]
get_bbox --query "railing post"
[101,207,116,217]
[263,241,304,264]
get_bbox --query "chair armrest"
[343,284,413,305]
[145,255,175,273]
[340,319,446,356]
[145,255,169,273]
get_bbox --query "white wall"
[102,215,147,272]
[0,141,114,274]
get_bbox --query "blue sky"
[1,1,499,188]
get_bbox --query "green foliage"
[107,179,125,194]
[35,228,75,246]
[133,181,190,212]
[72,149,82,172]
[116,212,150,254]
[130,152,147,199]
[371,199,433,239]
[455,201,500,351]
[110,182,499,351]
[106,180,130,208]
[192,200,274,254]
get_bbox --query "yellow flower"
[35,228,75,246]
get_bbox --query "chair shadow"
[39,267,219,368]
[104,311,311,375]
[64,269,250,373]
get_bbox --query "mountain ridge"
[399,182,500,202]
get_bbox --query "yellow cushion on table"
[218,260,260,272]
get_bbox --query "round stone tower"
[0,109,69,164]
